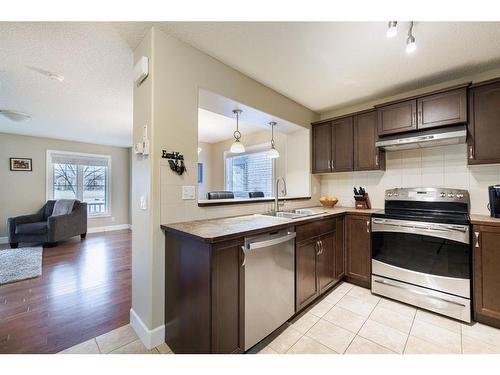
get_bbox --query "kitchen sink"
[261,209,325,219]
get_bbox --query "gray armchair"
[7,200,88,248]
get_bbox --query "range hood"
[376,125,467,151]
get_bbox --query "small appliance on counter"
[488,185,500,218]
[354,187,371,209]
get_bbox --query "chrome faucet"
[275,177,287,212]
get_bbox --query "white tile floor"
[59,325,172,354]
[59,282,500,355]
[259,282,500,354]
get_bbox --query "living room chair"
[7,200,88,248]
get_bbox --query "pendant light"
[268,121,280,159]
[230,109,245,153]
[406,21,417,54]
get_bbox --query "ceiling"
[0,22,133,147]
[117,22,500,112]
[3,22,500,148]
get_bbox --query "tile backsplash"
[320,144,500,215]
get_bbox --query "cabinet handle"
[328,160,331,169]
[331,160,334,170]
[469,146,474,160]
[366,220,370,233]
[319,240,324,255]
[241,246,246,267]
[418,111,422,124]
[375,154,379,166]
[316,241,321,256]
[475,232,480,248]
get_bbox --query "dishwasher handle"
[246,232,296,250]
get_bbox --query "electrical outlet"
[182,186,196,200]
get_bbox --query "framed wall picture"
[10,157,33,171]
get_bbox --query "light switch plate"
[182,186,196,200]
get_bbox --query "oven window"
[372,232,470,279]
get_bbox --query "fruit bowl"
[319,197,338,208]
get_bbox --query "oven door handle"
[373,279,467,307]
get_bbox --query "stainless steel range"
[371,187,471,322]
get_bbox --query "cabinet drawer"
[296,218,336,243]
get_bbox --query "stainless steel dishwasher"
[243,227,296,350]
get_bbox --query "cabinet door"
[211,238,244,353]
[473,225,500,328]
[377,99,417,136]
[354,111,385,171]
[312,122,332,173]
[468,81,500,165]
[332,117,353,172]
[417,88,467,130]
[317,231,336,293]
[334,216,346,280]
[296,237,319,310]
[346,215,372,288]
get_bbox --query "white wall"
[321,144,500,215]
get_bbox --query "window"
[225,148,274,198]
[47,150,111,216]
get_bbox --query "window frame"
[223,143,276,198]
[46,150,112,218]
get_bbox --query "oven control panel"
[385,187,469,202]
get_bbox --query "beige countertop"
[161,206,379,243]
[470,214,500,227]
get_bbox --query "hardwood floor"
[0,230,131,354]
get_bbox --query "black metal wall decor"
[162,150,186,175]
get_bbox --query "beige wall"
[0,132,131,238]
[197,141,214,200]
[132,26,320,333]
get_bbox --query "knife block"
[354,193,371,209]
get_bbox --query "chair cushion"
[15,221,48,235]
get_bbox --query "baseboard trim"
[130,308,165,350]
[0,236,7,244]
[87,224,131,234]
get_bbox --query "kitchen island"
[161,206,377,354]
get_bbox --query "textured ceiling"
[116,21,500,112]
[0,22,133,147]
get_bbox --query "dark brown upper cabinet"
[331,117,354,172]
[473,224,500,329]
[417,87,467,130]
[312,122,332,173]
[377,99,417,136]
[468,79,500,165]
[312,118,353,173]
[354,110,385,171]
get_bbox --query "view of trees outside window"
[225,151,273,198]
[53,163,107,214]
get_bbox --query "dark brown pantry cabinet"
[468,79,500,165]
[345,215,371,288]
[473,224,500,329]
[295,218,343,311]
[353,110,385,171]
[312,121,332,173]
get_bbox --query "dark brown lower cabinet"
[296,218,344,311]
[473,224,500,329]
[164,233,244,354]
[345,215,372,288]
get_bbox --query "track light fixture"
[386,21,397,38]
[406,21,417,54]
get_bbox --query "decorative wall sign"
[162,150,186,175]
[10,157,32,171]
